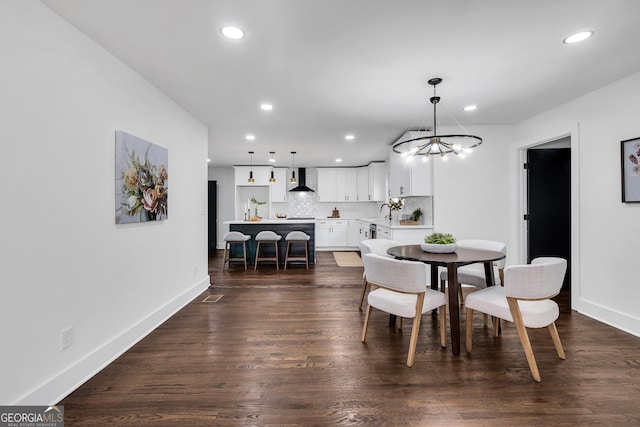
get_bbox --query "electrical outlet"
[61,326,73,350]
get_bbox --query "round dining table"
[387,245,506,355]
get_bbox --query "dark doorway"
[526,148,571,294]
[208,181,217,251]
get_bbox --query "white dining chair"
[439,239,507,304]
[358,239,401,308]
[361,253,447,367]
[465,257,567,382]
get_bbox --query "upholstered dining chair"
[361,253,447,367]
[358,239,401,308]
[465,257,567,382]
[439,239,507,304]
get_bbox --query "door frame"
[516,127,581,308]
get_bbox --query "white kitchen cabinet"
[316,219,348,247]
[358,220,372,241]
[357,167,369,201]
[376,224,432,245]
[270,168,288,202]
[337,169,358,201]
[317,168,358,202]
[368,162,388,201]
[234,166,273,186]
[347,219,361,247]
[389,132,433,198]
[317,168,338,201]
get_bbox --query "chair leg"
[361,305,373,342]
[466,307,474,352]
[459,286,464,305]
[406,293,425,367]
[223,242,229,269]
[274,242,279,270]
[242,241,248,270]
[493,317,500,337]
[483,313,489,326]
[284,241,291,270]
[507,297,541,382]
[359,279,368,308]
[304,241,309,269]
[439,304,447,348]
[548,322,566,359]
[254,242,261,270]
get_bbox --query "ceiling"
[42,0,640,168]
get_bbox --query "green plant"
[410,208,422,222]
[424,232,456,245]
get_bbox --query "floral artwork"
[621,137,640,203]
[115,131,168,223]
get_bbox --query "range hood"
[289,168,315,192]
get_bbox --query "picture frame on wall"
[621,137,640,203]
[115,131,169,223]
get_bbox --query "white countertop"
[360,218,433,230]
[223,219,316,225]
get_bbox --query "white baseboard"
[573,298,640,338]
[14,276,210,405]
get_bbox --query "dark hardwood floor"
[60,251,640,426]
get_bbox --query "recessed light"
[345,134,355,141]
[221,26,245,40]
[260,103,274,111]
[563,30,594,44]
[245,134,256,141]
[463,105,478,112]
[206,158,211,162]
[335,158,342,163]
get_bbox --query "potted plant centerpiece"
[421,232,457,253]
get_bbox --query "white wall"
[432,126,513,252]
[512,72,640,336]
[0,1,209,404]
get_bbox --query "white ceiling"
[42,0,640,168]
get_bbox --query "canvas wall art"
[115,131,168,223]
[621,137,640,203]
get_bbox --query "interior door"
[208,181,217,251]
[526,148,571,291]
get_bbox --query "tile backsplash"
[271,168,433,225]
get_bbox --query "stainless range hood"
[289,168,314,192]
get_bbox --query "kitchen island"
[223,219,316,266]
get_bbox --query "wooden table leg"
[447,265,460,355]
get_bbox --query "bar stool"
[222,231,251,270]
[284,231,311,269]
[254,231,282,270]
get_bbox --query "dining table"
[387,244,506,356]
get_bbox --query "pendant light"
[247,151,255,183]
[268,151,276,183]
[290,151,297,183]
[392,77,482,160]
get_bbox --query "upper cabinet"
[357,167,369,201]
[270,168,288,202]
[368,162,388,201]
[317,168,358,202]
[319,163,388,202]
[389,132,433,197]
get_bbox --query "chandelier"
[392,77,482,159]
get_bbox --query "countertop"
[223,218,433,229]
[223,219,316,225]
[365,219,433,230]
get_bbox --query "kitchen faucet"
[380,203,392,221]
